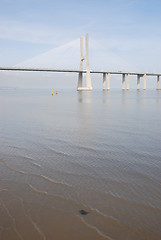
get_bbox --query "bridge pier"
[102,73,110,90]
[137,75,141,90]
[85,34,92,90]
[77,72,83,89]
[157,76,160,90]
[127,73,130,90]
[143,74,146,90]
[77,36,83,90]
[103,73,106,90]
[122,74,126,90]
[107,73,110,90]
[77,33,92,91]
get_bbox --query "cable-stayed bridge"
[0,34,161,90]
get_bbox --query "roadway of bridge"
[0,67,161,76]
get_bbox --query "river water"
[0,88,161,240]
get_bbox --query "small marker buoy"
[56,90,58,95]
[52,89,53,96]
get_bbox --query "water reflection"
[77,91,92,104]
[77,91,93,138]
[102,90,110,104]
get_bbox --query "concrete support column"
[85,33,92,90]
[77,33,92,91]
[77,72,83,89]
[122,74,126,90]
[107,73,110,90]
[143,74,146,90]
[77,36,84,90]
[137,75,140,90]
[157,76,160,90]
[103,73,107,90]
[127,73,130,90]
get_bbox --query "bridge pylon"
[77,33,92,91]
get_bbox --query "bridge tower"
[77,33,92,90]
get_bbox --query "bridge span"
[0,67,161,90]
[0,34,161,90]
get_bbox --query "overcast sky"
[0,0,161,88]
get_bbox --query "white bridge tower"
[77,33,92,90]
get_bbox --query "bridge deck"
[0,67,161,76]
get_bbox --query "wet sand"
[0,178,108,240]
[0,155,161,240]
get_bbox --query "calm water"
[0,88,161,240]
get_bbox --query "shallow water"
[0,88,161,240]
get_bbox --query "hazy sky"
[0,0,161,88]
